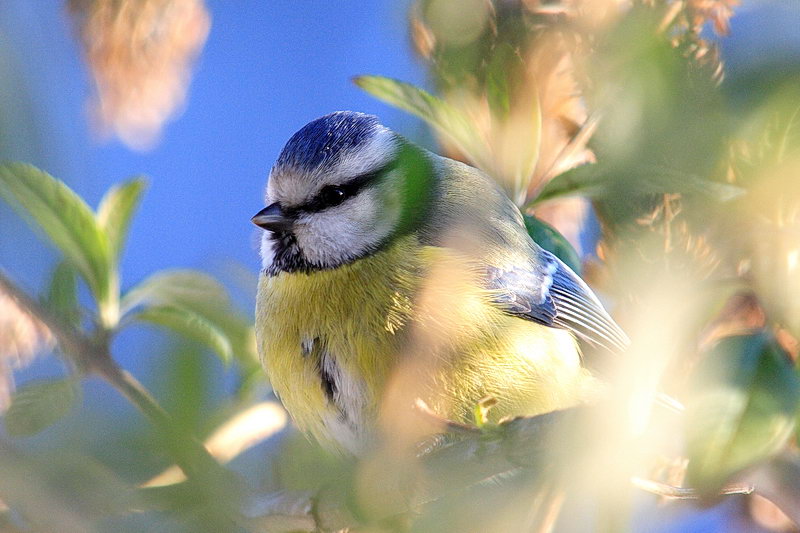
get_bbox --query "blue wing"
[486,250,629,352]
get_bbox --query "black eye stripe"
[294,161,396,214]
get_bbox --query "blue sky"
[2,1,425,290]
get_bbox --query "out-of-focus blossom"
[68,0,211,150]
[410,0,740,197]
[749,494,796,533]
[411,3,595,205]
[0,289,52,411]
[411,1,596,251]
[662,0,740,82]
[686,0,739,36]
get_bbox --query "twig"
[243,404,768,532]
[242,407,577,532]
[631,476,754,499]
[413,398,481,435]
[0,268,220,479]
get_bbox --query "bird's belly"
[255,239,593,452]
[255,241,419,453]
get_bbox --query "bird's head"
[253,111,432,275]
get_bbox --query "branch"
[631,477,753,499]
[243,408,577,533]
[0,269,221,480]
[242,403,781,533]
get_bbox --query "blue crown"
[275,111,381,171]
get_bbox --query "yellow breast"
[255,235,591,452]
[256,236,420,451]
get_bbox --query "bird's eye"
[319,185,348,207]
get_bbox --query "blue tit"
[253,111,627,454]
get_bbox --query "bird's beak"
[252,202,293,232]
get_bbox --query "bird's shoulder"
[418,155,530,251]
[415,155,627,351]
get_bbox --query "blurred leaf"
[135,306,233,363]
[145,402,287,488]
[523,214,581,274]
[633,165,745,201]
[746,85,800,167]
[43,261,80,327]
[485,43,517,120]
[354,75,491,171]
[766,104,800,164]
[3,378,80,436]
[514,92,542,202]
[274,431,353,492]
[531,163,602,204]
[96,176,147,260]
[533,162,744,205]
[122,269,257,368]
[0,446,137,532]
[686,333,800,494]
[37,450,138,518]
[160,343,211,437]
[121,269,228,316]
[0,163,112,306]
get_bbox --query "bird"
[253,111,627,455]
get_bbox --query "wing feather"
[485,251,629,352]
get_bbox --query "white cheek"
[260,231,276,270]
[295,189,399,267]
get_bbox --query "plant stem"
[88,351,172,431]
[0,268,218,478]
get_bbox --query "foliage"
[353,0,800,530]
[1,1,800,532]
[0,164,263,530]
[686,333,800,495]
[4,378,81,437]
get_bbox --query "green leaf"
[686,333,800,494]
[485,43,517,120]
[121,269,229,317]
[122,269,256,367]
[633,165,745,201]
[43,261,80,326]
[531,163,602,205]
[354,76,492,172]
[532,163,744,205]
[4,378,80,437]
[523,215,582,274]
[0,163,112,307]
[96,176,147,260]
[135,306,233,363]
